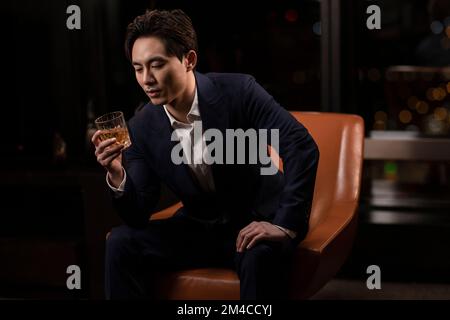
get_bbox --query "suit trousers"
[105,210,295,300]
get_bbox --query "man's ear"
[185,50,197,71]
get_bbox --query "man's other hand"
[236,221,289,253]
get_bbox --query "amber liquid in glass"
[99,127,131,148]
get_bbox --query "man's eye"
[151,64,164,69]
[135,68,143,73]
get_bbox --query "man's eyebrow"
[132,56,167,66]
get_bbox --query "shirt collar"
[163,88,200,128]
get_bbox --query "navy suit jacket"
[112,72,319,241]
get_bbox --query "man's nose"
[143,68,156,85]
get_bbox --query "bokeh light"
[285,9,298,23]
[433,87,447,101]
[434,107,448,121]
[416,101,429,114]
[374,110,387,122]
[399,110,412,124]
[431,20,444,34]
[312,21,321,36]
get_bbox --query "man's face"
[132,36,190,106]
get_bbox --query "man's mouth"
[146,89,161,98]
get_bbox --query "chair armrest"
[289,201,359,299]
[150,202,183,221]
[299,201,358,254]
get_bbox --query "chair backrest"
[290,112,365,230]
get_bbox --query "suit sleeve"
[242,76,319,240]
[110,119,161,228]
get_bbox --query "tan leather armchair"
[149,112,365,299]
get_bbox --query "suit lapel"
[194,72,230,193]
[195,72,229,134]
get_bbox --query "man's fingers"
[238,234,250,252]
[236,235,244,252]
[91,130,103,145]
[236,221,264,251]
[246,233,265,250]
[97,142,123,159]
[239,230,258,252]
[97,144,124,163]
[236,227,252,250]
[99,150,122,167]
[98,138,119,151]
[236,222,259,248]
[237,233,247,253]
[236,234,244,252]
[241,221,258,233]
[95,138,119,157]
[237,230,260,252]
[237,222,292,252]
[236,231,249,252]
[239,225,253,236]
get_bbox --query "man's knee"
[236,242,280,272]
[106,223,170,269]
[106,225,136,261]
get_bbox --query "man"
[92,9,319,300]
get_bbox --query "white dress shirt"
[162,89,215,193]
[106,88,296,239]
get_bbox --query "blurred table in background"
[339,134,450,282]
